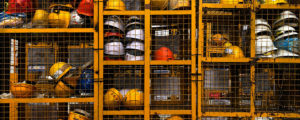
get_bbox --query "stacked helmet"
[169,0,190,10]
[49,62,72,80]
[125,41,144,61]
[104,41,125,55]
[153,47,174,60]
[104,88,123,109]
[122,89,144,109]
[69,10,85,28]
[255,35,277,55]
[275,49,299,57]
[167,116,184,120]
[255,19,272,36]
[32,10,49,28]
[77,0,94,16]
[68,109,91,120]
[151,0,168,10]
[224,46,245,58]
[262,0,288,4]
[220,0,244,4]
[6,0,35,14]
[126,16,144,42]
[105,0,126,11]
[273,11,299,28]
[48,4,73,28]
[104,16,125,33]
[211,34,229,46]
[274,25,298,41]
[126,16,143,25]
[256,19,271,28]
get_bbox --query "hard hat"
[169,0,190,10]
[77,0,94,16]
[153,47,174,60]
[105,0,126,11]
[255,35,277,55]
[223,41,232,48]
[274,37,299,53]
[220,0,244,4]
[125,29,145,41]
[68,109,90,120]
[126,16,143,25]
[125,53,144,61]
[224,46,245,58]
[104,32,124,38]
[275,49,299,57]
[125,22,144,31]
[10,82,36,98]
[274,25,296,38]
[78,69,94,94]
[69,10,85,28]
[104,41,125,55]
[49,62,72,80]
[151,0,168,10]
[273,11,299,28]
[123,89,144,109]
[255,25,272,36]
[255,19,271,29]
[104,16,125,33]
[275,32,298,41]
[125,41,144,61]
[0,11,26,28]
[126,41,144,51]
[104,88,123,109]
[32,10,48,27]
[212,34,229,46]
[54,80,75,97]
[167,116,184,120]
[263,0,288,4]
[6,0,35,14]
[48,10,71,28]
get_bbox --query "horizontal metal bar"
[150,10,192,15]
[258,4,300,9]
[150,110,192,115]
[202,3,252,9]
[202,112,251,117]
[201,57,251,63]
[257,58,300,63]
[103,61,144,65]
[150,60,192,65]
[0,28,95,33]
[0,98,94,103]
[255,113,300,118]
[103,11,145,15]
[103,110,144,115]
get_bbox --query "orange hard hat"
[104,32,123,38]
[77,0,94,16]
[6,0,35,14]
[153,47,174,60]
[212,34,229,46]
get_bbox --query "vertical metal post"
[250,1,256,119]
[191,0,197,119]
[94,0,100,120]
[98,0,104,119]
[198,0,204,119]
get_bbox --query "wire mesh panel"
[104,115,144,120]
[202,63,250,112]
[103,15,145,61]
[255,9,300,58]
[150,0,191,10]
[151,15,191,60]
[150,65,191,110]
[202,117,251,120]
[202,9,251,58]
[255,63,300,113]
[103,0,145,10]
[0,33,94,98]
[14,102,93,120]
[202,0,251,4]
[0,104,9,120]
[151,114,191,120]
[0,0,94,28]
[103,65,144,110]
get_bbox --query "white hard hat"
[256,19,271,28]
[104,16,125,33]
[275,32,298,41]
[126,16,142,24]
[256,35,277,55]
[126,29,145,40]
[275,49,299,57]
[125,53,144,61]
[273,11,299,28]
[255,25,272,35]
[104,41,125,55]
[126,41,144,51]
[125,22,144,30]
[69,10,84,28]
[274,25,296,37]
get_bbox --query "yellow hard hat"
[54,80,75,97]
[10,83,36,98]
[123,89,144,109]
[223,41,232,48]
[104,88,123,109]
[169,0,190,10]
[32,10,49,27]
[167,116,184,120]
[68,109,90,120]
[220,0,243,4]
[224,46,245,58]
[49,62,72,80]
[105,0,126,11]
[212,34,229,46]
[151,0,168,10]
[263,0,288,4]
[48,10,71,28]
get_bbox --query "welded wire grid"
[0,104,9,120]
[255,9,300,58]
[0,33,94,99]
[151,0,191,10]
[202,63,250,112]
[104,115,144,120]
[202,0,250,4]
[150,65,191,110]
[103,0,144,10]
[202,9,250,58]
[14,102,93,120]
[103,65,144,110]
[0,0,94,28]
[255,64,300,113]
[150,114,191,120]
[202,117,251,120]
[104,15,145,61]
[151,15,191,60]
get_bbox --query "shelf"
[103,10,192,15]
[202,3,252,9]
[150,60,192,65]
[201,57,251,63]
[0,97,94,103]
[258,4,300,9]
[103,11,145,15]
[202,112,251,117]
[0,28,95,33]
[103,110,144,115]
[257,58,300,63]
[150,110,192,115]
[103,61,144,65]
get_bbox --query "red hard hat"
[153,47,174,60]
[77,0,94,16]
[104,32,123,38]
[6,0,35,14]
